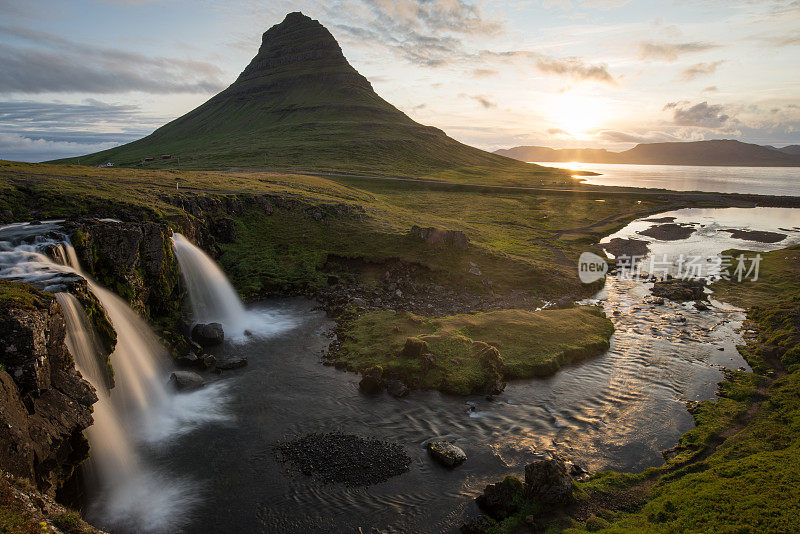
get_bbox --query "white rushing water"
[171,232,296,340]
[0,222,229,533]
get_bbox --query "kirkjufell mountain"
[63,12,524,175]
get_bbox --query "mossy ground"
[336,307,613,395]
[0,280,47,312]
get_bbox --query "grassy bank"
[334,307,613,395]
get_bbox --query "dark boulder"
[216,357,248,370]
[176,351,200,367]
[651,278,707,302]
[359,365,384,394]
[192,322,225,346]
[386,379,409,398]
[169,371,205,391]
[524,455,575,505]
[476,477,522,520]
[427,440,467,468]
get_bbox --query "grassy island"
[334,306,614,395]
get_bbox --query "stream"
[1,206,799,533]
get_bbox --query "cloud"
[755,31,800,47]
[703,85,719,92]
[679,61,724,81]
[547,128,571,136]
[638,41,720,61]
[360,0,503,36]
[0,99,162,161]
[472,68,498,78]
[664,101,732,129]
[0,24,226,94]
[460,93,496,108]
[0,99,141,124]
[334,2,615,84]
[595,130,680,143]
[535,56,616,84]
[0,132,121,162]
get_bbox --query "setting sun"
[546,93,607,136]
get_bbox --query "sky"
[1,0,799,162]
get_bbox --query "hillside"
[496,139,800,167]
[54,12,553,180]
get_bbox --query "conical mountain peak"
[233,11,363,88]
[67,12,516,176]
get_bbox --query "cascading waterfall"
[57,293,138,482]
[171,232,290,340]
[0,222,228,533]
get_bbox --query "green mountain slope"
[57,12,547,178]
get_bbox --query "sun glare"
[546,93,606,137]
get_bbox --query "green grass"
[336,307,613,395]
[712,245,800,309]
[0,280,47,311]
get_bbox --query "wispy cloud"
[679,60,724,81]
[0,25,226,93]
[460,93,496,108]
[639,41,720,61]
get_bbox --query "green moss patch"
[335,306,613,395]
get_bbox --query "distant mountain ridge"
[57,12,538,177]
[496,140,800,167]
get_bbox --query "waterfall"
[171,233,252,339]
[0,223,228,533]
[57,293,138,482]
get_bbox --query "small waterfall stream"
[171,233,294,340]
[171,234,249,333]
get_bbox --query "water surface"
[532,161,800,196]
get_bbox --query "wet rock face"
[0,284,97,494]
[68,220,183,318]
[523,456,575,505]
[191,322,225,346]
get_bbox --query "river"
[2,207,799,533]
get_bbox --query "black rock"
[169,371,205,391]
[427,440,467,468]
[176,351,200,367]
[216,357,248,370]
[524,455,575,505]
[191,322,225,346]
[476,479,521,520]
[386,379,409,398]
[359,366,384,394]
